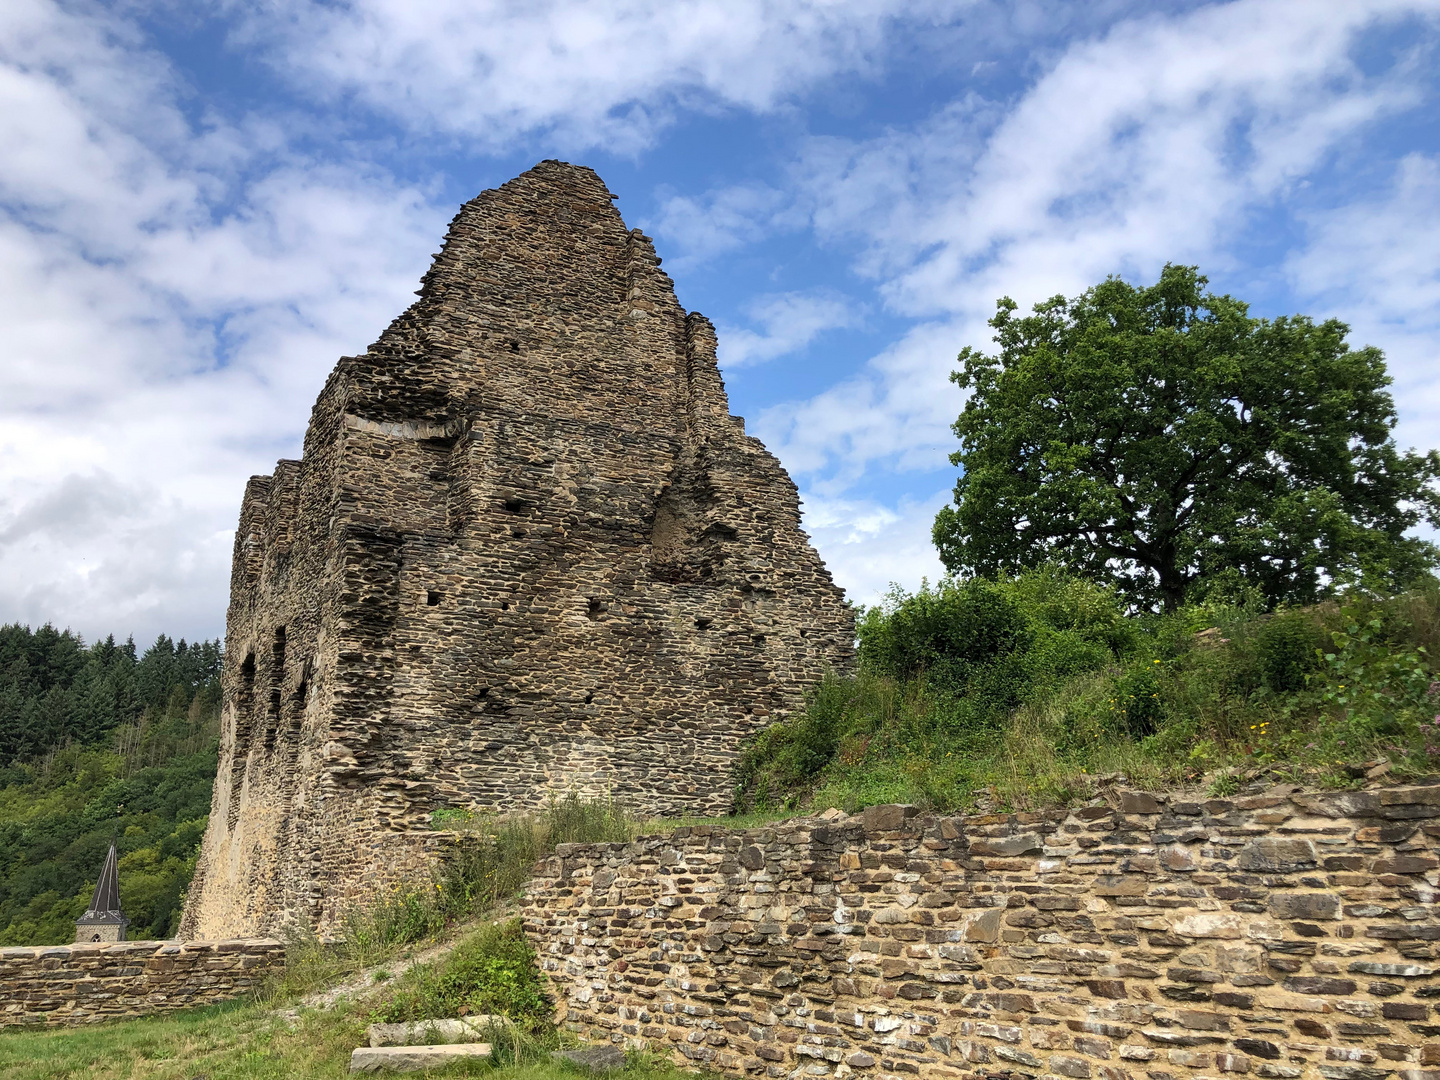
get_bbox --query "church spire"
[75,841,129,943]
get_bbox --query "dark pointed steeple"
[75,841,129,943]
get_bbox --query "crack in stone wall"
[180,161,854,940]
[522,784,1440,1080]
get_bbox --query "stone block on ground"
[367,1017,506,1046]
[553,1045,628,1072]
[349,1043,492,1072]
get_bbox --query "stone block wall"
[0,938,284,1026]
[522,784,1440,1080]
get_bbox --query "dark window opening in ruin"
[265,626,286,751]
[511,527,527,538]
[584,691,594,704]
[694,616,713,630]
[501,600,511,610]
[237,652,257,742]
[229,651,257,830]
[265,689,281,750]
[294,680,308,710]
[503,496,525,513]
[427,590,442,606]
[507,338,520,352]
[587,598,606,621]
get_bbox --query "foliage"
[0,625,221,944]
[0,624,220,767]
[932,265,1440,612]
[372,919,552,1033]
[270,793,635,1000]
[735,568,1440,814]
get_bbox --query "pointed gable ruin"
[179,161,853,939]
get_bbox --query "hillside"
[0,626,221,944]
[735,568,1440,812]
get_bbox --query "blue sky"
[1,0,1438,645]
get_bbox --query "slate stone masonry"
[180,160,853,940]
[523,783,1440,1080]
[0,938,285,1027]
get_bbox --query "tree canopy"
[933,265,1440,611]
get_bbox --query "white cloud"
[4,0,1438,646]
[804,0,1435,317]
[756,319,968,488]
[0,0,445,643]
[764,0,1440,504]
[1286,153,1440,454]
[716,290,864,368]
[233,0,964,152]
[646,183,792,268]
[799,488,950,607]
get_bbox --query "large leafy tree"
[933,265,1440,612]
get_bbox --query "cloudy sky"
[2,0,1438,646]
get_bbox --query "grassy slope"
[735,572,1440,814]
[0,999,703,1080]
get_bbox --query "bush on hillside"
[371,919,551,1033]
[735,568,1440,813]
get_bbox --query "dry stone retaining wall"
[0,938,284,1026]
[522,784,1440,1080]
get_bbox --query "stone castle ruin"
[179,161,854,939]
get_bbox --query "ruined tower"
[179,161,853,940]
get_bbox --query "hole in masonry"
[503,496,525,513]
[584,692,594,704]
[695,616,713,630]
[508,339,520,353]
[501,601,511,611]
[751,634,766,646]
[264,689,281,750]
[587,599,606,621]
[511,527,527,538]
[426,590,442,606]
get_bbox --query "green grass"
[0,997,702,1080]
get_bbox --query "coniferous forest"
[0,624,220,944]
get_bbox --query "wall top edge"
[542,779,1440,861]
[0,937,284,959]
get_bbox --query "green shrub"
[373,919,551,1032]
[1111,665,1164,738]
[857,578,1032,688]
[1253,610,1326,694]
[734,572,1440,813]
